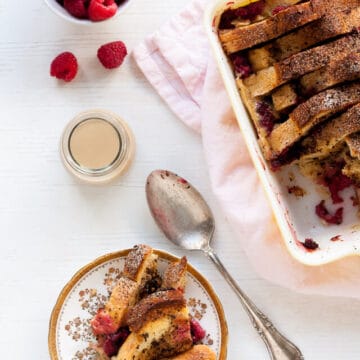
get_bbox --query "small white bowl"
[44,0,132,25]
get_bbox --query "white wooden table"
[1,1,360,359]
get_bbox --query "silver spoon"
[146,169,304,360]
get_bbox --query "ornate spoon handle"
[205,247,304,360]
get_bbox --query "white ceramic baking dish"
[204,0,360,266]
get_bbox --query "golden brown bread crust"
[346,133,360,159]
[268,82,360,158]
[245,33,360,97]
[277,33,360,83]
[300,104,360,160]
[162,256,187,292]
[164,345,217,360]
[292,82,360,128]
[219,2,319,54]
[123,244,154,281]
[103,277,138,328]
[311,0,360,14]
[248,6,360,71]
[272,84,298,111]
[276,6,360,60]
[126,290,186,332]
[300,53,360,95]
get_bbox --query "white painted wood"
[0,1,360,359]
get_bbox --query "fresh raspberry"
[88,0,118,21]
[50,52,78,82]
[97,41,127,69]
[63,0,88,19]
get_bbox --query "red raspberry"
[190,319,206,343]
[50,52,78,82]
[63,0,88,19]
[88,0,118,21]
[272,5,289,15]
[97,41,127,69]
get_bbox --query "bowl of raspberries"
[45,0,129,24]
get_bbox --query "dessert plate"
[48,249,228,360]
[204,0,360,266]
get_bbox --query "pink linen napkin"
[133,0,360,298]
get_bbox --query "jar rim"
[60,110,135,184]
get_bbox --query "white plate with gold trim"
[49,249,228,360]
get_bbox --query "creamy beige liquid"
[69,118,121,170]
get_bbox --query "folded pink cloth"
[133,0,360,298]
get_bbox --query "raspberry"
[63,0,88,19]
[88,0,118,21]
[302,239,319,251]
[230,53,252,78]
[190,319,206,343]
[272,5,289,15]
[219,9,238,30]
[97,41,127,69]
[102,327,130,357]
[315,200,343,225]
[235,1,265,21]
[256,101,276,134]
[50,52,78,82]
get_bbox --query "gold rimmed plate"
[49,249,228,359]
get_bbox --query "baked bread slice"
[126,290,188,332]
[244,33,360,97]
[162,256,187,292]
[116,290,193,360]
[91,277,138,335]
[91,245,159,335]
[271,84,298,112]
[300,104,360,161]
[268,82,360,158]
[344,135,360,185]
[346,133,360,160]
[248,6,360,71]
[219,2,319,54]
[271,51,360,112]
[300,53,360,96]
[311,0,360,14]
[165,345,217,360]
[123,244,159,285]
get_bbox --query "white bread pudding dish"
[213,0,360,257]
[90,245,217,360]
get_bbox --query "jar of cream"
[60,109,135,184]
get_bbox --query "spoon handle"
[205,247,304,360]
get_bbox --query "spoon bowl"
[146,169,304,360]
[146,170,214,251]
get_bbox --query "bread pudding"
[218,0,360,224]
[90,245,216,359]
